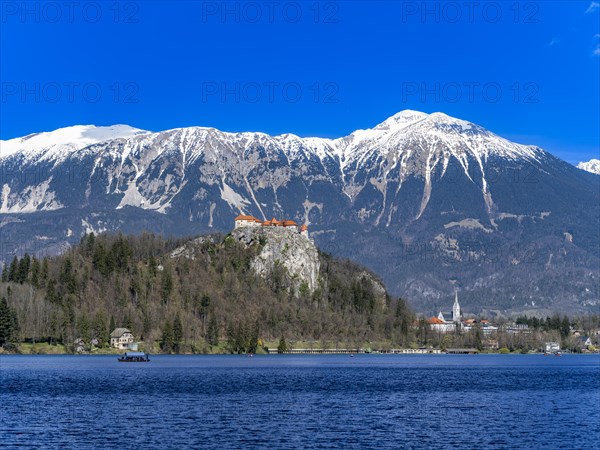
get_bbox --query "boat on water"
[118,351,150,362]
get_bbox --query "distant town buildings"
[427,290,499,335]
[427,290,463,333]
[505,323,530,334]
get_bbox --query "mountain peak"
[577,158,600,175]
[422,112,480,131]
[0,124,149,159]
[372,110,429,131]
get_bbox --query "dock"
[445,348,479,354]
[266,348,442,354]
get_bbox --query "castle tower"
[452,289,461,323]
[300,224,308,238]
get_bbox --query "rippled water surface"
[1,354,599,449]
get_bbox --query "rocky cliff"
[230,226,320,295]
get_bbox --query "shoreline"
[2,348,598,356]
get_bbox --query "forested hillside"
[0,232,415,353]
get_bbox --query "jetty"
[445,348,479,354]
[267,348,442,355]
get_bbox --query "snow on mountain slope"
[0,111,543,170]
[577,158,600,175]
[372,109,429,131]
[2,111,598,314]
[0,111,558,218]
[0,125,149,161]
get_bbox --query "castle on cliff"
[234,214,309,238]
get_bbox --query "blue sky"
[1,1,599,164]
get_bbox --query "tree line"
[0,232,416,353]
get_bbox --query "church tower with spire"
[452,289,461,323]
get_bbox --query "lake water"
[1,354,599,449]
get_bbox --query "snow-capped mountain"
[0,125,149,162]
[1,111,598,314]
[577,158,600,175]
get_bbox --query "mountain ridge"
[0,110,545,164]
[1,111,598,315]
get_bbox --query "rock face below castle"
[231,226,320,295]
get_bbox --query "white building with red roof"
[234,214,308,238]
[234,214,263,228]
[427,290,462,333]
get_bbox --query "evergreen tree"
[226,322,238,353]
[142,312,153,339]
[207,314,219,346]
[160,320,174,353]
[417,317,429,345]
[395,298,412,344]
[85,232,96,257]
[124,314,133,332]
[247,320,259,354]
[7,256,18,282]
[45,279,59,304]
[160,270,173,304]
[197,293,211,332]
[40,258,49,287]
[0,297,18,346]
[277,336,287,353]
[77,313,90,343]
[473,324,483,351]
[109,316,116,334]
[148,255,158,277]
[129,276,141,303]
[92,312,108,347]
[173,314,183,352]
[93,243,109,276]
[60,257,77,294]
[560,315,571,338]
[30,257,40,288]
[16,254,31,284]
[112,234,131,273]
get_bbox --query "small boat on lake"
[118,351,150,362]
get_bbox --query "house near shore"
[110,328,134,349]
[545,342,560,353]
[578,336,593,350]
[74,338,86,353]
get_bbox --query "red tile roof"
[234,214,262,222]
[427,317,445,325]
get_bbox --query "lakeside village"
[103,290,599,355]
[1,214,598,355]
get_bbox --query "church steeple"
[452,289,461,323]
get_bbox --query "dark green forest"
[0,232,415,353]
